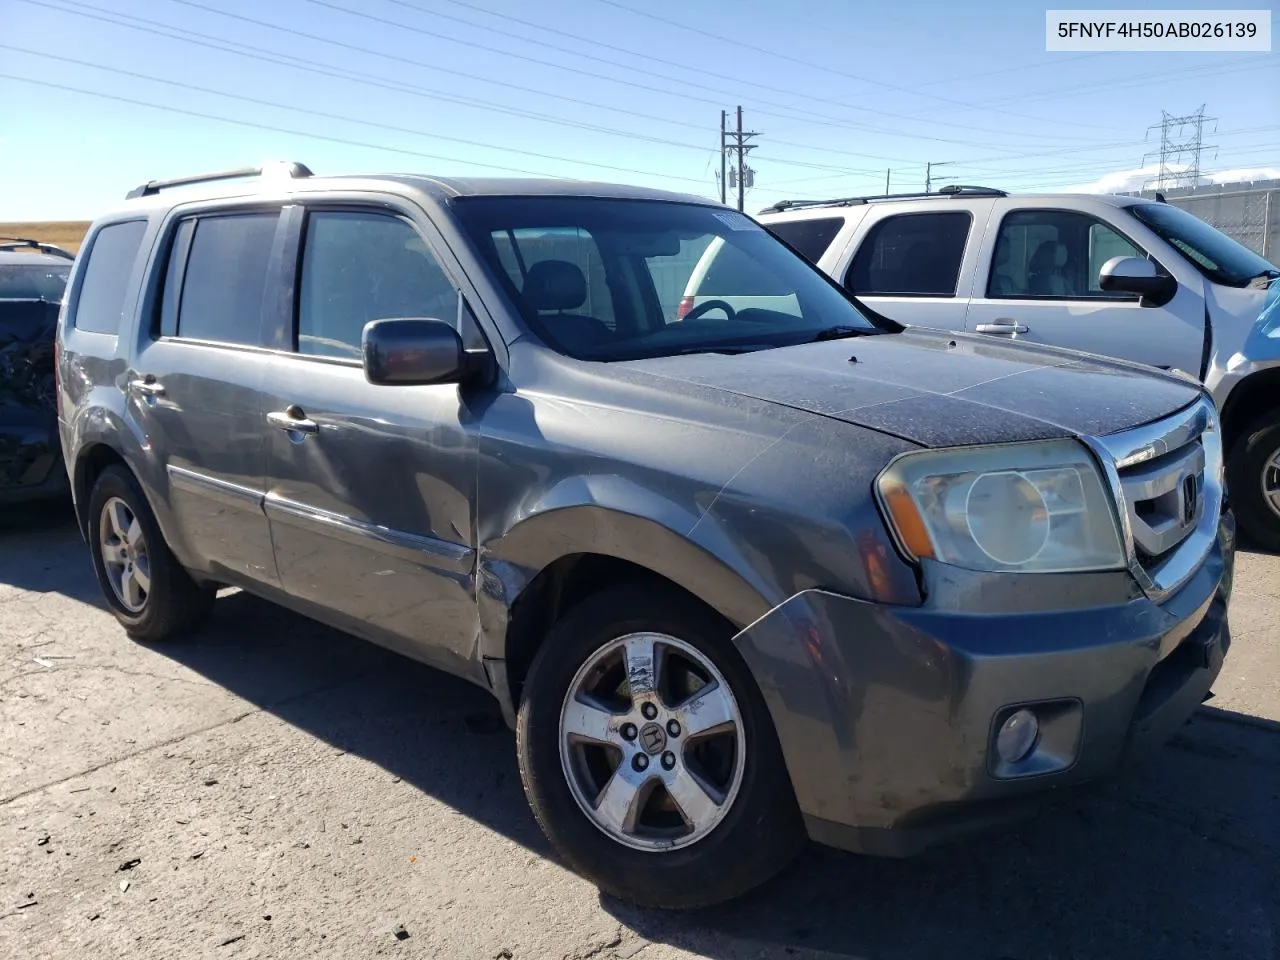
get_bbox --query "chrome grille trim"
[1083,396,1222,603]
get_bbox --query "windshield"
[0,261,71,301]
[453,197,884,361]
[1128,202,1278,287]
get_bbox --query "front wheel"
[1226,410,1280,551]
[516,583,804,909]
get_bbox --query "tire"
[516,582,805,909]
[86,465,214,642]
[1226,409,1280,552]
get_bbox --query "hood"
[629,329,1203,447]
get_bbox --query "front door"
[261,205,481,672]
[128,208,285,587]
[964,204,1206,375]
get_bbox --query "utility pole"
[723,105,760,211]
[884,168,891,195]
[925,161,954,194]
[1143,105,1217,192]
[719,110,727,205]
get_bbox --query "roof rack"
[759,184,1007,214]
[125,161,314,200]
[0,237,76,260]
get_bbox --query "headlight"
[876,439,1125,573]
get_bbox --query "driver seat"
[521,260,612,351]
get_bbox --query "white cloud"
[1058,164,1280,195]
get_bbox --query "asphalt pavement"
[1,502,1277,960]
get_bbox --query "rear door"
[964,203,1205,373]
[841,203,993,332]
[126,206,285,586]
[261,201,482,673]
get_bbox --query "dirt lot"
[1,503,1277,960]
[0,223,91,255]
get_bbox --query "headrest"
[1030,240,1068,270]
[522,260,587,311]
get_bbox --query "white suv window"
[988,210,1144,300]
[765,217,843,264]
[845,212,971,297]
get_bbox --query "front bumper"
[733,512,1235,858]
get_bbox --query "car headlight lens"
[877,439,1125,573]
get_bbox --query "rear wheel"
[516,583,804,909]
[1226,409,1280,551]
[87,465,214,641]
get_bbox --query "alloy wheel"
[99,497,151,613]
[558,632,746,852]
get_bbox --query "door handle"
[128,377,166,397]
[267,406,319,434]
[974,319,1029,335]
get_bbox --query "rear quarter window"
[846,211,971,297]
[765,217,844,264]
[71,220,148,334]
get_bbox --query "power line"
[20,0,1277,178]
[0,45,729,186]
[0,73,606,180]
[20,0,914,180]
[377,0,1124,141]
[590,0,1129,131]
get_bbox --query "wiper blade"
[808,325,875,342]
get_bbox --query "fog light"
[996,709,1040,763]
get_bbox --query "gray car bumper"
[734,513,1235,858]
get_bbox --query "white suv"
[684,187,1280,545]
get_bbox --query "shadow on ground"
[5,512,1279,959]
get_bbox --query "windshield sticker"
[712,211,759,232]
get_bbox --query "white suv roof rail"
[759,184,1007,215]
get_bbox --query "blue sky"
[0,0,1276,219]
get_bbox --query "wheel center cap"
[638,722,667,756]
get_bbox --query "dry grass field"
[0,221,92,254]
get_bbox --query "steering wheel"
[681,299,737,322]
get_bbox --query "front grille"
[1087,397,1222,600]
[1119,440,1205,565]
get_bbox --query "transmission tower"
[1143,106,1218,191]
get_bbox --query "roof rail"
[759,183,1006,214]
[125,161,314,200]
[0,236,76,260]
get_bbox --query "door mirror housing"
[1098,256,1177,307]
[362,317,485,386]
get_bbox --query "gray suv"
[57,163,1234,909]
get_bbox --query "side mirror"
[1098,256,1177,307]
[362,317,476,386]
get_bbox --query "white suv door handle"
[974,319,1029,335]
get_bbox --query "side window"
[988,210,1145,300]
[176,213,280,345]
[1087,222,1145,293]
[765,217,843,264]
[491,227,616,330]
[72,220,148,334]
[845,212,970,297]
[298,211,459,360]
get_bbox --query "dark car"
[1,239,74,505]
[56,164,1233,908]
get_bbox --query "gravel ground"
[1,502,1277,960]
